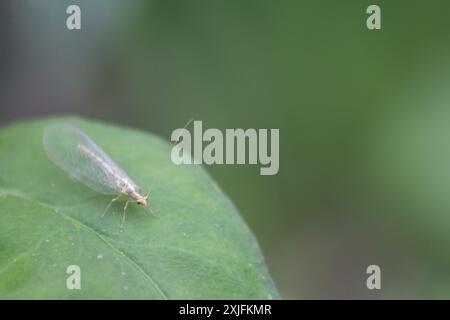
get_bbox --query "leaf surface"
[0,117,279,299]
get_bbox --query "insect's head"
[136,193,149,208]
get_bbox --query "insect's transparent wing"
[43,123,133,195]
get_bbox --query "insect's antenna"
[143,188,159,219]
[148,206,160,219]
[172,118,194,147]
[144,118,193,220]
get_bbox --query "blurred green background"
[2,0,450,298]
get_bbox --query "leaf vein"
[0,189,169,299]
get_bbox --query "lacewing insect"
[43,122,156,228]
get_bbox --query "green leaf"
[0,117,279,299]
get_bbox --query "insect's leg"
[102,195,121,218]
[120,200,130,229]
